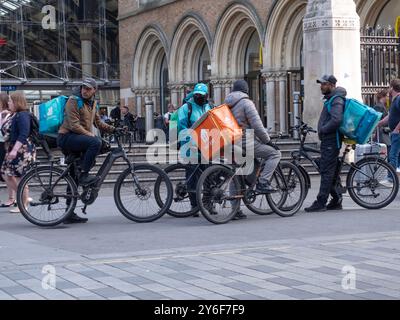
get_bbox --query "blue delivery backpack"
[325,96,382,145]
[39,95,84,135]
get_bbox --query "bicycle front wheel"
[114,164,173,223]
[266,161,306,217]
[155,163,199,218]
[17,166,78,227]
[196,165,241,224]
[347,157,399,209]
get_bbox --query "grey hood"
[224,91,270,144]
[225,91,249,108]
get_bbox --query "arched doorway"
[244,30,264,121]
[132,26,169,116]
[169,15,212,107]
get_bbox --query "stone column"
[211,80,223,105]
[169,84,181,108]
[278,73,287,133]
[135,91,143,117]
[264,73,276,132]
[303,0,362,134]
[224,80,233,99]
[80,26,93,77]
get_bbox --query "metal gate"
[361,26,400,106]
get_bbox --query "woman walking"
[0,93,16,208]
[1,92,35,213]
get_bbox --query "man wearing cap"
[177,83,212,216]
[57,78,116,223]
[305,75,347,212]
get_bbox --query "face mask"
[194,94,207,106]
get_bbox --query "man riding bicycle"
[177,83,212,217]
[57,78,117,223]
[225,80,282,219]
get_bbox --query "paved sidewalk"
[1,230,400,300]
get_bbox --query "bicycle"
[195,153,306,224]
[289,119,399,209]
[155,162,207,218]
[16,130,173,227]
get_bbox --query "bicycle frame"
[31,133,136,199]
[293,129,386,193]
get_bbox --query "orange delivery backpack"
[191,104,243,160]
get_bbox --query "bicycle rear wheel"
[196,165,241,224]
[114,164,173,222]
[266,161,306,217]
[16,166,77,227]
[154,163,199,218]
[347,157,399,209]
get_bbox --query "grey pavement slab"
[1,183,400,300]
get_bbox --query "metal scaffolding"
[0,0,119,89]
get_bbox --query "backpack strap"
[71,95,84,109]
[324,95,346,149]
[187,102,193,128]
[229,97,251,109]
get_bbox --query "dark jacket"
[123,112,135,131]
[318,87,347,139]
[373,102,391,146]
[10,111,31,145]
[59,96,114,136]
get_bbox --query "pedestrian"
[100,109,109,123]
[121,106,135,131]
[373,89,391,150]
[164,104,175,142]
[378,79,400,175]
[154,112,166,131]
[305,75,347,212]
[1,92,35,213]
[0,93,16,208]
[110,105,121,126]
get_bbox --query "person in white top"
[164,104,175,142]
[0,93,15,208]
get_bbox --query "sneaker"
[380,179,393,187]
[9,207,21,214]
[255,182,277,194]
[326,198,343,211]
[79,173,98,186]
[232,210,247,220]
[64,213,88,224]
[305,201,327,213]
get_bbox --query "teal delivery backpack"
[325,97,382,145]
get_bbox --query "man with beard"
[57,78,117,223]
[305,75,347,213]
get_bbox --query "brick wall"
[119,0,274,90]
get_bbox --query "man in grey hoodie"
[225,80,281,204]
[305,75,347,212]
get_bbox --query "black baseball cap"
[316,75,337,85]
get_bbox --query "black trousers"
[317,136,342,205]
[186,164,208,207]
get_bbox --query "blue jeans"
[57,133,102,174]
[389,133,400,170]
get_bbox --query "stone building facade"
[119,0,399,133]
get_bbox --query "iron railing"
[361,25,400,106]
